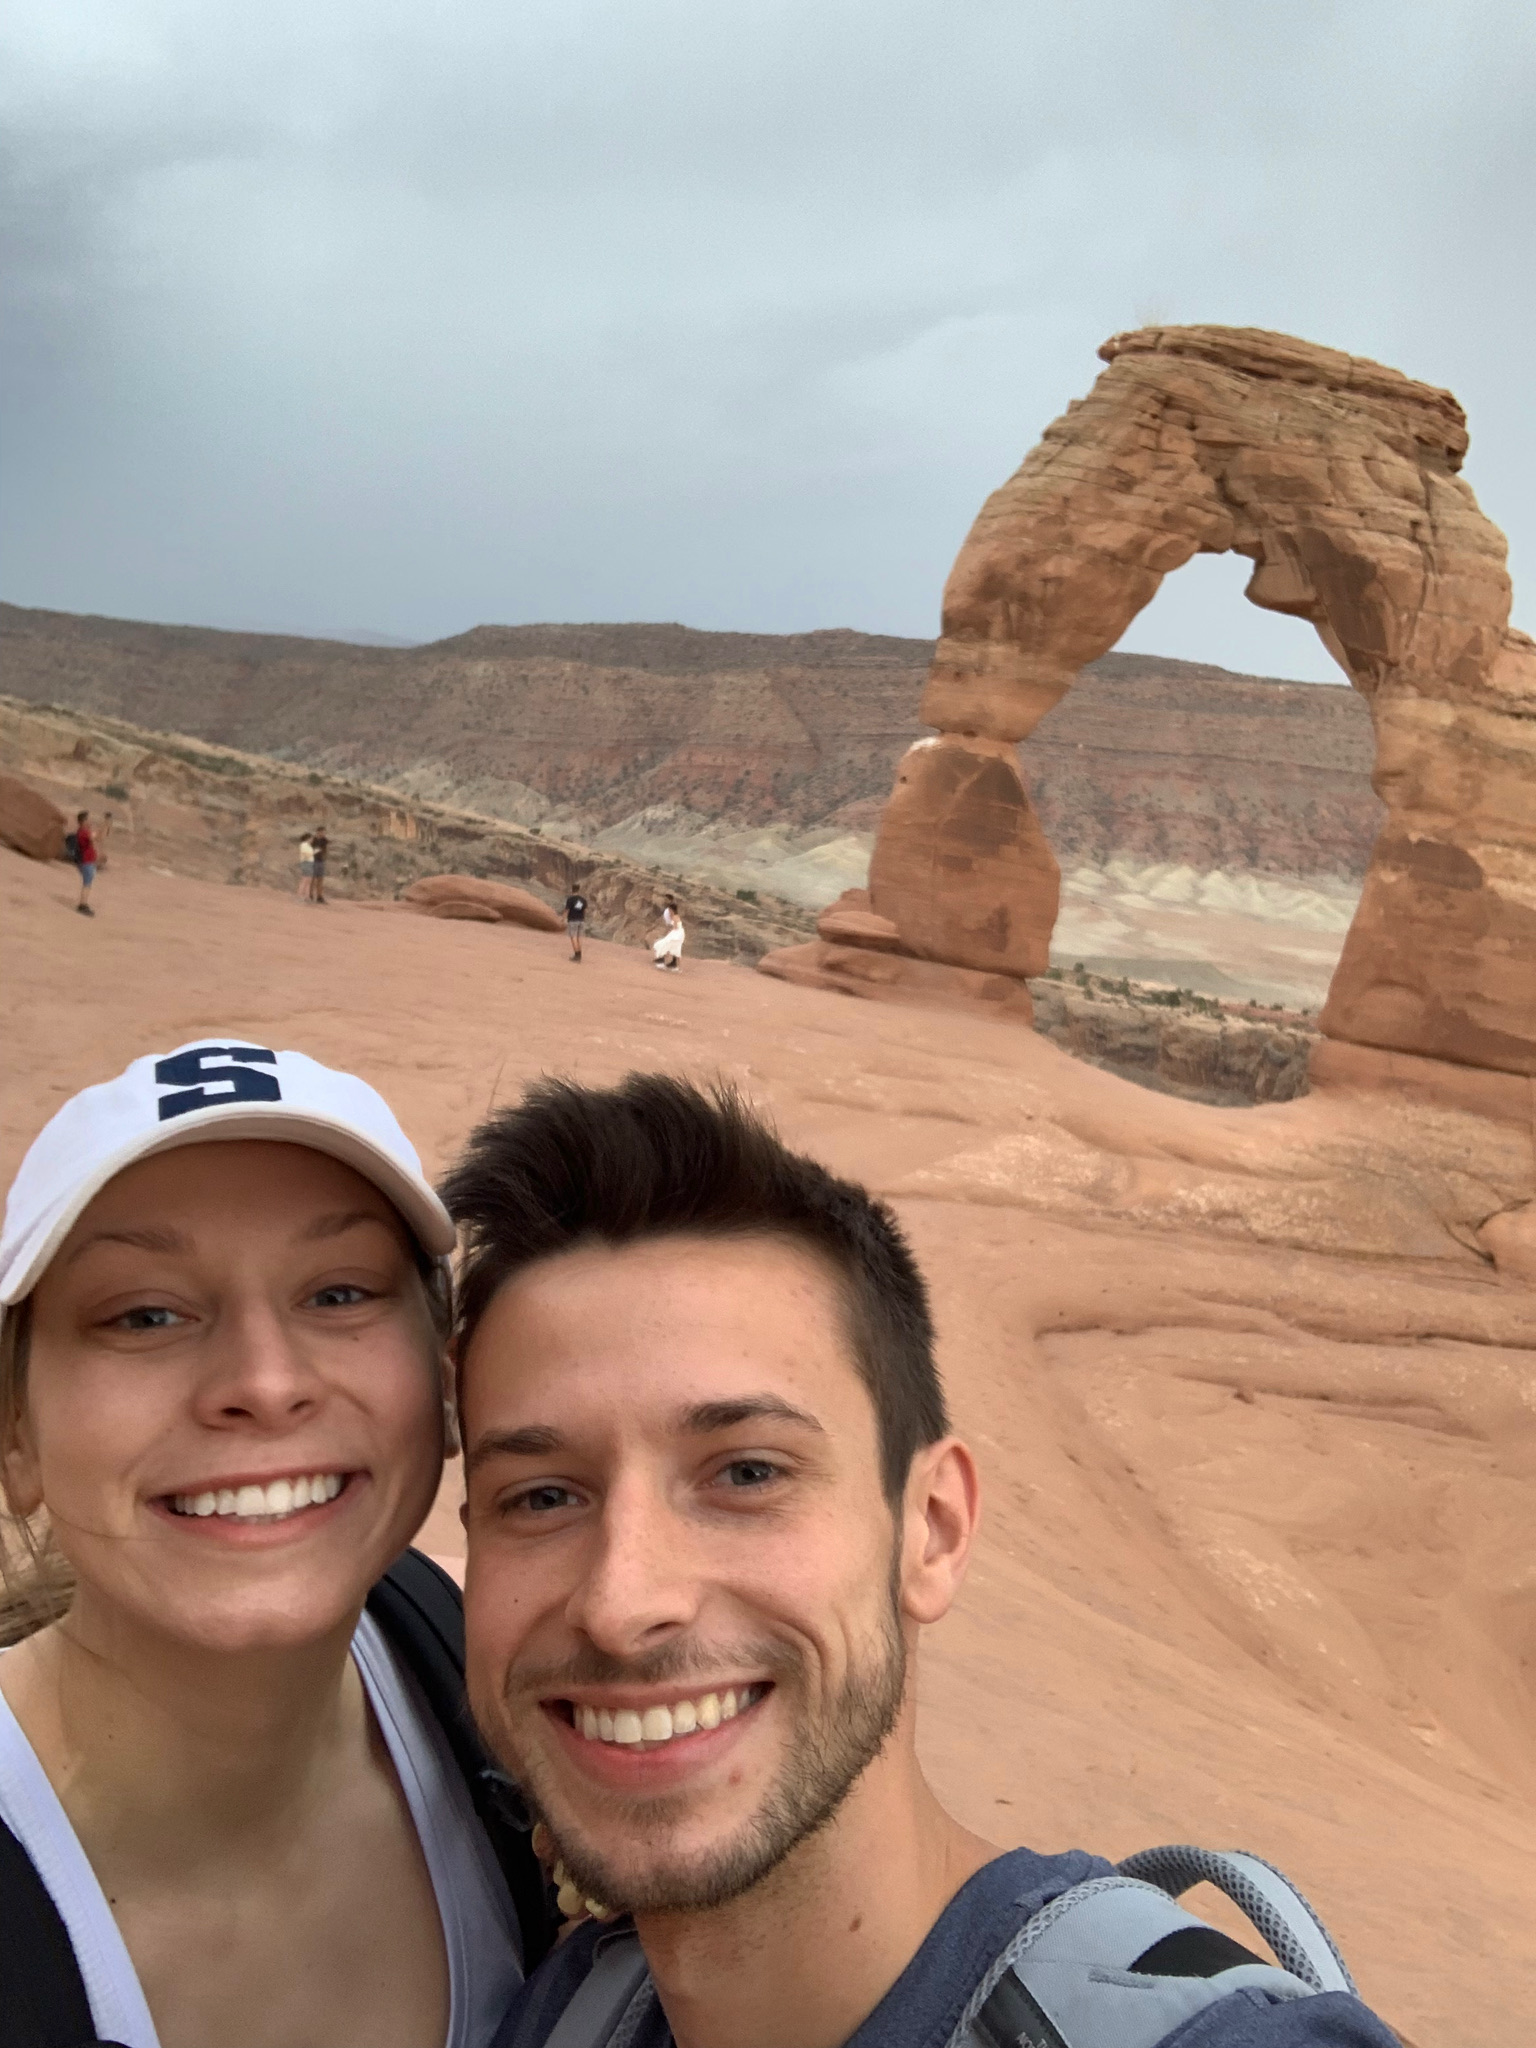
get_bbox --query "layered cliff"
[0,605,1378,881]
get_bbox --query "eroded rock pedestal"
[762,324,1536,1096]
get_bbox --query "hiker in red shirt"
[72,812,98,918]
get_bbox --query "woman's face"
[6,1140,446,1655]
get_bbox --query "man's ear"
[439,1346,463,1460]
[898,1436,980,1627]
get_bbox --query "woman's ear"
[2,1416,44,1520]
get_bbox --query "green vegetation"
[103,782,130,800]
[735,887,759,903]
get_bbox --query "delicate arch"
[858,326,1536,1080]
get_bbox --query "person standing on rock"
[311,827,330,905]
[651,897,684,973]
[72,812,98,918]
[564,890,588,963]
[298,833,316,901]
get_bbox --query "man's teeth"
[573,1686,765,1746]
[170,1474,345,1521]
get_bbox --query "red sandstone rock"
[805,322,1535,1082]
[815,893,903,951]
[401,874,563,932]
[757,938,1037,1022]
[0,772,65,862]
[423,898,503,923]
[866,737,1059,979]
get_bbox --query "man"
[310,827,329,904]
[446,1076,1401,2048]
[72,810,98,917]
[564,889,588,962]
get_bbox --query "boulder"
[401,874,564,932]
[0,774,66,863]
[424,898,502,923]
[758,939,1037,1023]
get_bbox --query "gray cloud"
[3,0,1532,682]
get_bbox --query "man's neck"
[0,1592,367,1868]
[634,1740,998,2048]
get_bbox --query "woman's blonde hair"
[0,1245,454,1649]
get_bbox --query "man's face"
[460,1234,911,1914]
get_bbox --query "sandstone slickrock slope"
[766,324,1536,1097]
[3,845,1533,2047]
[0,606,1379,882]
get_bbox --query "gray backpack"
[541,1845,1359,2048]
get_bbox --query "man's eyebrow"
[64,1225,191,1267]
[680,1396,826,1436]
[466,1425,566,1473]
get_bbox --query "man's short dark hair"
[440,1073,948,1502]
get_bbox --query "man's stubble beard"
[490,1580,908,1916]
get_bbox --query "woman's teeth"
[573,1685,766,1746]
[169,1473,345,1522]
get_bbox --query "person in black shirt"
[564,892,588,961]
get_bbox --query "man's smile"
[548,1681,774,1751]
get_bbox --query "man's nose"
[192,1299,326,1429]
[565,1472,704,1657]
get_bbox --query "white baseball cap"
[0,1038,456,1308]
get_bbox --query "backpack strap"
[0,1814,119,2047]
[542,1931,654,2048]
[365,1548,558,1971]
[952,1853,1340,2048]
[1117,1844,1357,1994]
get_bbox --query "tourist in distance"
[444,1074,1401,2048]
[650,897,684,972]
[310,826,330,904]
[564,889,588,962]
[0,1041,555,2048]
[298,831,316,900]
[71,810,98,917]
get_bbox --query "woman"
[297,833,316,900]
[650,897,684,973]
[0,1039,550,2048]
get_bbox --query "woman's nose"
[193,1301,325,1426]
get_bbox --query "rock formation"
[0,771,65,862]
[399,873,565,932]
[764,325,1536,1093]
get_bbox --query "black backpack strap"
[0,1814,110,2047]
[365,1548,558,1970]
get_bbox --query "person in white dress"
[650,898,685,971]
[0,1041,532,2048]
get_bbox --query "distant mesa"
[762,323,1536,1104]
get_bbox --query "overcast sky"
[4,2,1532,681]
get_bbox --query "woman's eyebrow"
[64,1225,190,1266]
[295,1208,396,1242]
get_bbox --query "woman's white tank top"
[0,1612,523,2048]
